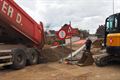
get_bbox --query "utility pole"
[69,21,73,61]
[113,0,114,14]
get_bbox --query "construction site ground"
[0,40,120,80]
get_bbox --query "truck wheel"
[28,48,38,65]
[11,49,26,70]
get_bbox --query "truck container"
[0,0,45,69]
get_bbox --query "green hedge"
[54,40,65,44]
[47,40,65,45]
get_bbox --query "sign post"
[61,40,64,63]
[57,29,67,63]
[70,34,72,62]
[68,23,73,62]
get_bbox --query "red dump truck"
[0,0,45,69]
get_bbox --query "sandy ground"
[0,63,120,80]
[0,40,120,80]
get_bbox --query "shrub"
[93,38,104,48]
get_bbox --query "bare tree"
[96,25,105,38]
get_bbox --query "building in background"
[45,25,90,45]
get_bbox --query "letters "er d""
[16,13,22,24]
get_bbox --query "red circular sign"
[57,30,67,40]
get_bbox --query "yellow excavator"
[95,13,120,66]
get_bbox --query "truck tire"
[11,49,26,69]
[27,48,38,65]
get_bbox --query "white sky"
[14,0,120,34]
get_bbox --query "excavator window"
[106,15,118,33]
[106,17,113,32]
[115,18,118,28]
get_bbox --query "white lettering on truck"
[7,5,14,18]
[1,1,8,14]
[1,1,22,25]
[16,13,22,24]
[2,1,14,18]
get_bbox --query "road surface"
[0,62,120,80]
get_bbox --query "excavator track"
[94,50,120,67]
[95,54,110,67]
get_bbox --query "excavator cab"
[105,13,120,55]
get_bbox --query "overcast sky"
[14,0,120,34]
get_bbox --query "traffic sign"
[68,26,72,33]
[56,23,76,40]
[57,29,67,40]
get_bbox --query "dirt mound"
[92,38,103,48]
[42,46,73,62]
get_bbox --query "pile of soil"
[91,48,101,55]
[41,46,74,62]
[92,38,103,48]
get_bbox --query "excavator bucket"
[77,51,94,66]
